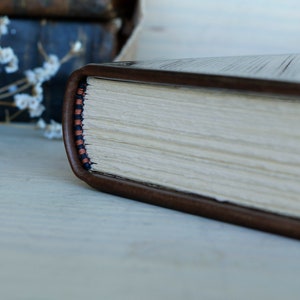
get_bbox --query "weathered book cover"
[0,0,137,20]
[62,55,300,240]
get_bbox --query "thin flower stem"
[8,108,26,121]
[0,77,27,94]
[60,48,82,64]
[5,109,10,123]
[60,53,73,64]
[0,82,32,100]
[37,41,49,61]
[0,100,15,107]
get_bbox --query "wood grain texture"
[1,124,300,300]
[135,0,300,59]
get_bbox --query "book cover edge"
[62,63,300,240]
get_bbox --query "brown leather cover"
[62,60,300,240]
[0,0,137,20]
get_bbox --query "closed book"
[62,54,300,239]
[0,0,137,20]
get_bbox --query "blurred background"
[136,0,300,59]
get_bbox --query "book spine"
[0,0,136,20]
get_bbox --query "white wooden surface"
[136,0,300,59]
[1,126,300,299]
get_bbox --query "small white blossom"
[12,53,61,120]
[29,103,45,118]
[24,70,37,84]
[71,41,82,53]
[0,47,18,73]
[36,118,62,139]
[44,120,62,139]
[5,53,18,73]
[0,47,14,64]
[24,54,60,85]
[33,83,43,96]
[31,67,49,83]
[1,32,83,131]
[112,18,122,31]
[14,93,45,117]
[0,16,10,36]
[32,83,43,102]
[36,118,47,130]
[43,55,60,77]
[28,97,40,111]
[14,93,30,110]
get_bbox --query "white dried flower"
[29,103,45,118]
[24,54,60,85]
[43,55,60,76]
[28,97,40,111]
[5,53,18,73]
[32,83,43,101]
[0,47,18,73]
[1,34,83,129]
[14,93,45,117]
[112,18,122,31]
[0,16,10,36]
[36,118,47,130]
[14,93,30,110]
[71,41,82,53]
[44,120,62,139]
[13,54,61,120]
[36,119,62,139]
[32,67,50,83]
[24,70,37,84]
[0,47,14,64]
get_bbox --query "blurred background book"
[0,0,138,123]
[0,0,136,20]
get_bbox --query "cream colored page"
[84,77,300,217]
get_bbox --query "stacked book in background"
[0,0,138,122]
